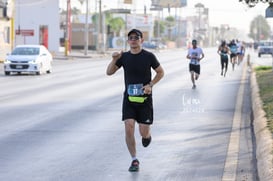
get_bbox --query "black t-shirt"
[116,49,160,95]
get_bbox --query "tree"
[165,16,176,40]
[238,0,270,8]
[71,7,81,15]
[108,17,125,36]
[153,20,165,38]
[92,13,125,36]
[60,7,81,15]
[249,15,271,41]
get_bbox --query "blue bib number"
[127,84,144,96]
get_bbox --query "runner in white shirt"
[236,39,245,65]
[186,39,205,89]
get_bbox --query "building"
[14,0,60,53]
[0,0,12,62]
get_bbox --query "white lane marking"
[222,62,247,181]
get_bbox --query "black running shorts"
[122,95,153,125]
[230,53,237,59]
[189,63,200,74]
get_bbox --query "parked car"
[142,41,167,49]
[4,45,53,75]
[142,41,157,49]
[257,41,273,57]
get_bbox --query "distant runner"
[217,40,230,77]
[186,39,205,89]
[228,39,238,70]
[236,40,245,65]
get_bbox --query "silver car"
[257,41,273,57]
[4,45,53,75]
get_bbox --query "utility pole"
[11,0,15,50]
[84,0,89,55]
[65,0,71,56]
[97,0,103,53]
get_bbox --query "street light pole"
[84,0,89,55]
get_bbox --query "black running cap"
[128,29,143,38]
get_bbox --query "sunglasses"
[128,36,140,41]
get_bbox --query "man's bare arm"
[106,51,122,75]
[150,65,164,86]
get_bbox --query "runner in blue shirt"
[228,39,238,70]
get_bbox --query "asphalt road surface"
[0,48,260,181]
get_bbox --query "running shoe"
[192,85,196,89]
[128,159,139,172]
[142,136,152,147]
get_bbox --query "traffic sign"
[16,29,34,36]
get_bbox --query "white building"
[0,0,13,62]
[14,0,60,53]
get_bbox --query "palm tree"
[92,12,125,37]
[108,17,125,36]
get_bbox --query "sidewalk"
[53,49,113,60]
[52,47,172,60]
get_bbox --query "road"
[0,48,261,181]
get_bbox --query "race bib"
[127,84,147,103]
[190,52,199,65]
[230,46,237,54]
[127,84,144,96]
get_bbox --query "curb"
[53,54,111,60]
[250,66,273,180]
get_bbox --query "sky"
[185,0,270,32]
[60,0,272,33]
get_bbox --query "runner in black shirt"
[217,40,230,77]
[106,29,164,172]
